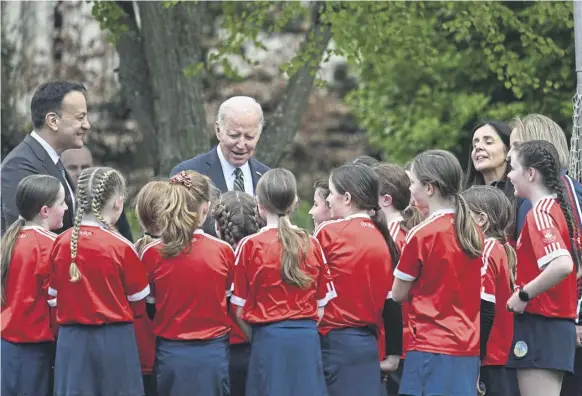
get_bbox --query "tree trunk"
[138,1,209,176]
[114,1,159,173]
[255,2,333,167]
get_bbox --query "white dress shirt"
[216,146,254,195]
[31,131,76,211]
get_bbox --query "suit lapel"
[249,159,264,192]
[206,147,228,193]
[24,135,75,226]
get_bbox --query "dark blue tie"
[233,168,245,192]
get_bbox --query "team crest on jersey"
[79,230,93,237]
[513,340,528,358]
[541,229,556,244]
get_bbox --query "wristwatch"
[518,288,531,302]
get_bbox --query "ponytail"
[371,208,401,268]
[401,205,424,232]
[278,216,313,289]
[453,194,484,258]
[0,218,26,304]
[503,242,517,289]
[554,182,582,274]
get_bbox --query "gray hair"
[217,96,264,133]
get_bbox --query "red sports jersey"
[49,221,149,325]
[481,238,513,366]
[515,197,577,319]
[378,220,408,360]
[314,214,391,336]
[141,230,235,340]
[1,226,56,343]
[231,226,336,323]
[394,210,481,357]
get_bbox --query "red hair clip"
[169,171,193,190]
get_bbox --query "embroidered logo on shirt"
[542,229,556,244]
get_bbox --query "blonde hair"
[1,175,62,304]
[69,167,126,282]
[157,171,210,258]
[462,186,517,286]
[212,191,264,249]
[511,114,569,168]
[256,169,313,289]
[134,181,166,255]
[412,150,484,258]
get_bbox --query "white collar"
[217,145,249,175]
[80,215,105,228]
[22,225,47,231]
[428,208,455,218]
[345,213,371,220]
[31,131,60,164]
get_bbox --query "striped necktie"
[233,168,245,192]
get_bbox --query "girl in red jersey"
[49,167,149,396]
[1,175,67,396]
[212,191,265,396]
[140,171,234,396]
[134,181,169,396]
[505,140,582,396]
[308,178,333,229]
[231,168,336,396]
[392,150,484,396]
[315,164,402,396]
[462,186,520,396]
[374,163,424,396]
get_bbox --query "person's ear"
[426,183,435,197]
[215,122,221,140]
[39,205,50,219]
[343,192,352,207]
[46,113,59,131]
[477,212,489,228]
[380,194,393,207]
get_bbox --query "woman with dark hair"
[465,120,514,197]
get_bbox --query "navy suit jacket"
[170,146,270,234]
[1,134,76,234]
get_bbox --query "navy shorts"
[398,351,479,396]
[479,365,520,396]
[506,313,576,373]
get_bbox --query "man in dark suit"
[1,81,90,234]
[171,96,270,234]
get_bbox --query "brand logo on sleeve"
[542,229,556,244]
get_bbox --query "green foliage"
[326,1,574,162]
[291,200,315,233]
[91,2,129,43]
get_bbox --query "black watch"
[518,288,531,302]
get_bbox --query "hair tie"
[278,213,286,217]
[144,232,160,238]
[169,171,193,190]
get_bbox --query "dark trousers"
[561,347,582,396]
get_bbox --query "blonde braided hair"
[69,167,126,282]
[212,191,264,249]
[69,169,96,282]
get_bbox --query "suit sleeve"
[1,156,38,232]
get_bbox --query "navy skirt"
[246,319,326,396]
[1,339,53,396]
[54,323,144,396]
[155,334,229,396]
[229,343,251,396]
[320,327,383,396]
[506,312,576,373]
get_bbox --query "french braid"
[91,170,115,230]
[69,169,95,282]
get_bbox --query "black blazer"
[170,146,270,235]
[1,134,76,234]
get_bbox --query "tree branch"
[256,2,333,167]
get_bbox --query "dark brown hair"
[212,191,264,248]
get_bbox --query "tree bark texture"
[255,2,333,167]
[138,1,209,175]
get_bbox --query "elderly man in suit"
[171,96,270,195]
[1,81,90,234]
